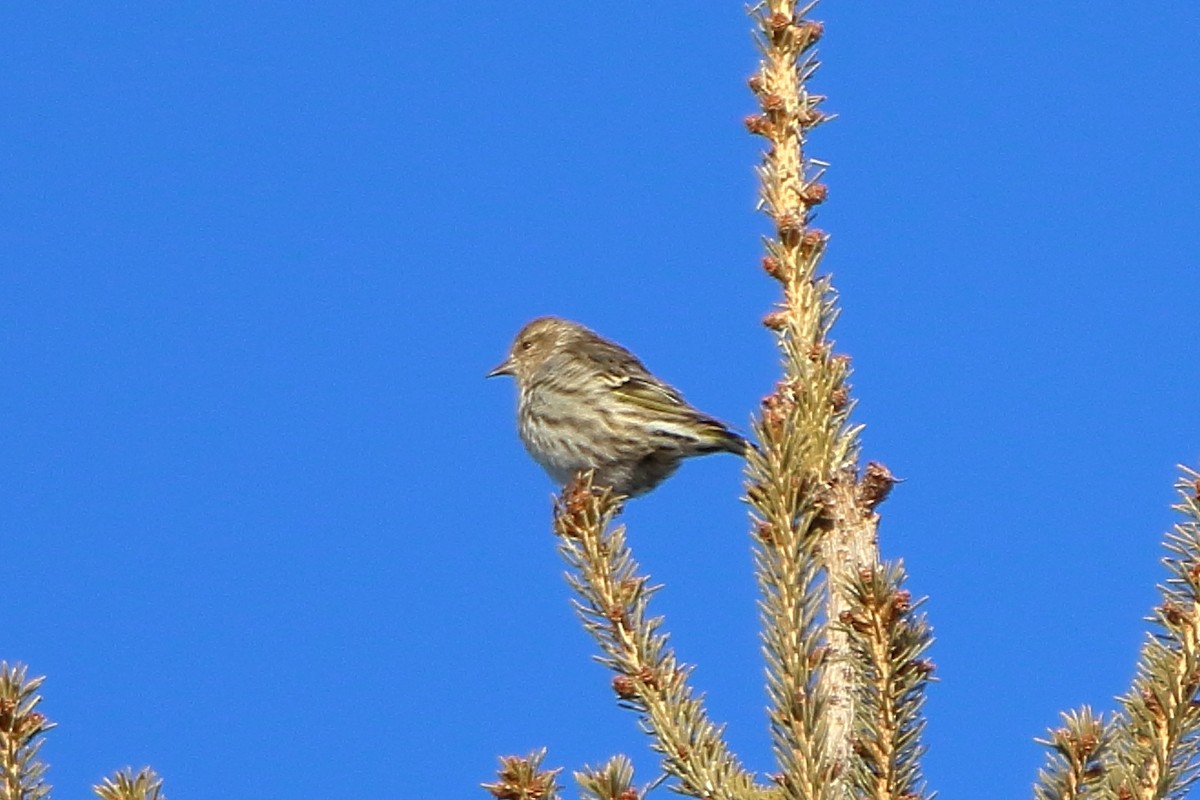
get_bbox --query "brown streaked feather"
[493,316,752,496]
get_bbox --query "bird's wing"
[588,341,746,451]
[610,374,690,415]
[582,340,691,414]
[614,374,746,452]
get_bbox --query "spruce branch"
[554,474,762,800]
[1105,466,1200,800]
[575,754,639,800]
[487,8,926,799]
[841,564,934,800]
[747,2,890,794]
[482,749,563,800]
[746,437,833,800]
[93,769,165,800]
[0,662,55,800]
[1033,708,1112,800]
[816,464,897,791]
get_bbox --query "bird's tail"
[696,420,756,457]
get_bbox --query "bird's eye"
[520,340,533,351]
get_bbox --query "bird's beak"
[486,358,515,378]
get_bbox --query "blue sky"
[3,4,1199,798]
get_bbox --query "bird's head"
[487,316,578,383]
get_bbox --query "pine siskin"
[488,316,749,497]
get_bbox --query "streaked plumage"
[488,316,748,497]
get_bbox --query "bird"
[488,316,750,497]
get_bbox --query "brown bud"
[553,518,583,540]
[761,255,785,279]
[800,182,829,205]
[1142,687,1164,715]
[1162,602,1190,626]
[15,711,43,738]
[613,675,639,699]
[759,400,784,441]
[892,589,912,614]
[636,666,659,689]
[830,385,849,411]
[777,211,805,245]
[912,658,936,676]
[744,114,773,137]
[761,93,787,113]
[796,106,825,127]
[747,74,765,94]
[767,12,792,40]
[800,227,828,256]
[562,474,593,515]
[529,777,552,799]
[760,381,798,438]
[762,310,788,331]
[617,790,639,800]
[859,461,898,510]
[795,20,825,49]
